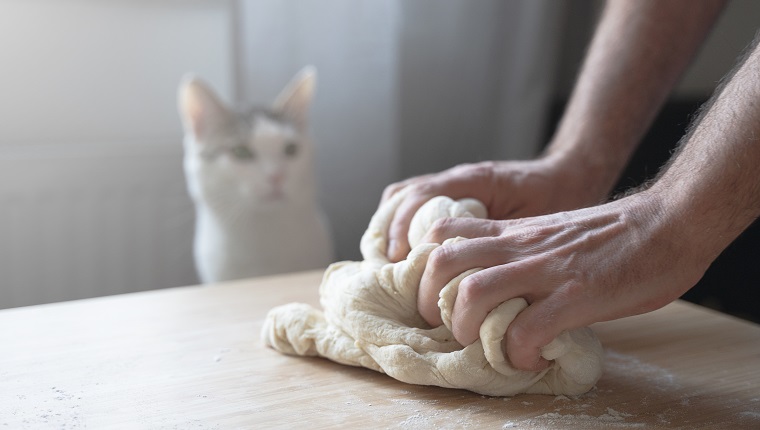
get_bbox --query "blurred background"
[0,0,758,320]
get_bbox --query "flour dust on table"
[263,190,604,396]
[178,67,334,283]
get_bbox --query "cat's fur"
[178,67,334,283]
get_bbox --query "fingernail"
[534,357,551,371]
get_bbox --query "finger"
[449,261,543,346]
[422,217,504,245]
[381,182,404,204]
[387,192,435,262]
[417,237,520,326]
[380,173,436,204]
[505,295,579,372]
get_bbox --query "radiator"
[0,142,198,309]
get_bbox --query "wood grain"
[1,270,759,429]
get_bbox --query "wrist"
[538,144,624,207]
[633,182,736,277]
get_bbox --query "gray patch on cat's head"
[240,107,297,130]
[237,106,302,142]
[194,106,302,162]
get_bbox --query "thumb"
[504,298,567,372]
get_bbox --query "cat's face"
[178,68,317,211]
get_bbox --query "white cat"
[178,67,334,283]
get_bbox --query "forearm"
[650,34,760,267]
[544,0,727,200]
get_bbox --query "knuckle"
[502,223,560,253]
[409,181,438,198]
[426,217,456,242]
[513,226,542,245]
[457,275,488,305]
[450,162,475,175]
[427,245,457,270]
[471,161,495,176]
[454,162,493,181]
[515,221,558,243]
[382,183,402,200]
[386,182,402,193]
[430,216,454,231]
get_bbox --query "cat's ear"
[178,75,231,139]
[273,66,316,130]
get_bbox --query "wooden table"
[1,270,759,429]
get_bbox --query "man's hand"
[381,157,609,262]
[416,191,709,371]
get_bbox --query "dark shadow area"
[546,98,760,323]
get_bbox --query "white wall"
[396,0,564,175]
[0,0,234,307]
[0,0,234,146]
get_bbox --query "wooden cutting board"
[1,270,759,429]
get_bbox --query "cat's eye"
[284,141,299,157]
[230,145,255,160]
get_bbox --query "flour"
[604,350,679,392]
[525,408,644,428]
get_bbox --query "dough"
[262,190,604,396]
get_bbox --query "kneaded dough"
[262,190,604,396]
